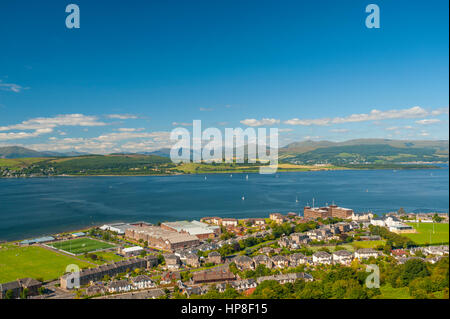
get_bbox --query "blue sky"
[0,0,448,153]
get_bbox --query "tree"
[397,207,406,215]
[400,259,430,286]
[432,213,444,223]
[38,286,46,295]
[20,288,28,299]
[5,289,14,299]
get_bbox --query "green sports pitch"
[48,238,115,255]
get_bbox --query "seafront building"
[303,204,353,219]
[125,223,200,251]
[160,220,220,239]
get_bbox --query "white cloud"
[0,80,27,93]
[415,119,441,125]
[23,131,172,154]
[199,107,214,112]
[172,122,193,126]
[106,114,139,119]
[0,114,106,132]
[0,114,107,141]
[278,128,293,132]
[303,135,321,140]
[117,128,145,132]
[385,126,399,131]
[240,118,280,127]
[330,128,349,133]
[284,106,434,126]
[431,107,449,116]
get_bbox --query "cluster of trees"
[250,267,379,299]
[271,222,294,238]
[369,225,416,248]
[385,258,449,299]
[294,221,318,233]
[217,235,271,257]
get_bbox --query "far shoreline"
[0,163,446,179]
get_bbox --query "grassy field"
[0,157,50,169]
[48,238,115,255]
[352,240,386,249]
[404,223,449,245]
[376,284,411,299]
[78,251,125,265]
[0,244,91,283]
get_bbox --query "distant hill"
[281,139,449,165]
[140,148,172,157]
[282,139,449,154]
[0,146,60,159]
[0,146,89,159]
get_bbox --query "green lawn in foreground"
[48,238,115,255]
[377,284,411,299]
[405,223,449,245]
[0,244,91,283]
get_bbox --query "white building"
[332,250,353,265]
[354,248,379,260]
[120,246,144,257]
[312,251,332,265]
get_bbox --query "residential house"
[132,275,155,290]
[207,251,223,264]
[192,268,235,284]
[290,233,311,245]
[160,271,181,285]
[289,253,309,267]
[234,255,254,270]
[332,250,353,265]
[107,280,132,293]
[1,278,42,299]
[85,284,105,296]
[354,248,379,260]
[231,279,257,291]
[259,246,274,255]
[257,273,313,285]
[252,254,273,269]
[271,255,289,268]
[269,213,286,224]
[185,253,200,267]
[221,218,238,227]
[312,251,332,265]
[164,254,181,269]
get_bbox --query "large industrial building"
[125,223,200,251]
[160,220,220,239]
[303,204,353,219]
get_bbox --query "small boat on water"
[246,175,249,180]
[241,195,245,200]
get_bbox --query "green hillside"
[283,143,448,165]
[0,154,174,177]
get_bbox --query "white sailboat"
[241,195,245,200]
[295,196,299,203]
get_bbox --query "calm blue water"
[0,167,448,241]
